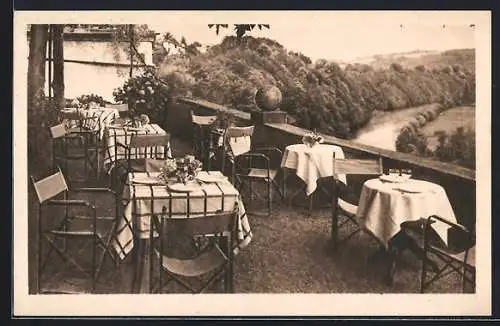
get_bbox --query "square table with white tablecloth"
[61,107,119,140]
[103,123,172,171]
[357,178,458,248]
[281,143,347,196]
[112,171,252,260]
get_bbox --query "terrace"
[27,96,476,294]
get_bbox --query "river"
[352,104,441,151]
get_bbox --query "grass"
[27,135,469,294]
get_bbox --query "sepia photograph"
[13,10,491,316]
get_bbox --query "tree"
[52,25,65,110]
[208,24,270,40]
[27,24,51,171]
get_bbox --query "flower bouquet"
[124,113,150,128]
[302,130,324,148]
[159,155,203,185]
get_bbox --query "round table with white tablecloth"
[356,177,457,249]
[280,143,347,196]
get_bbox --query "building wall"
[43,39,153,102]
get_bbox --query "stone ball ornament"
[255,85,282,111]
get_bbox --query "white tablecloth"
[113,171,252,259]
[280,143,347,195]
[357,178,457,248]
[61,107,119,140]
[103,123,172,169]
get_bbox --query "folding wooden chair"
[116,133,171,171]
[50,123,98,184]
[418,215,476,293]
[190,111,217,169]
[148,206,237,293]
[113,133,171,187]
[30,167,119,293]
[105,103,130,119]
[331,154,383,250]
[222,126,285,216]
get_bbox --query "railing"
[168,97,476,230]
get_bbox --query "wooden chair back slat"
[161,209,237,237]
[145,158,165,172]
[191,114,217,126]
[129,134,170,148]
[31,169,68,203]
[225,126,254,138]
[105,103,129,113]
[50,124,68,139]
[333,156,383,175]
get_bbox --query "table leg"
[131,238,151,293]
[369,231,439,286]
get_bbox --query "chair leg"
[331,215,338,251]
[267,181,272,217]
[420,250,427,293]
[92,236,97,292]
[37,213,42,294]
[385,247,400,286]
[249,181,253,206]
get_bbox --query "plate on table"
[196,173,227,184]
[131,175,164,185]
[167,182,199,192]
[379,174,405,183]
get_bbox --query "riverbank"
[353,104,441,150]
[353,104,475,151]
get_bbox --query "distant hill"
[349,48,475,71]
[156,36,475,139]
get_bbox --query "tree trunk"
[27,24,49,295]
[52,24,65,110]
[27,24,49,172]
[27,25,48,112]
[129,24,134,77]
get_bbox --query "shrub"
[452,64,462,73]
[407,118,420,131]
[415,65,426,72]
[441,65,452,74]
[315,59,328,69]
[423,109,437,121]
[434,127,475,169]
[390,63,404,73]
[256,44,272,57]
[416,114,427,127]
[395,127,430,156]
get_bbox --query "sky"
[146,12,476,63]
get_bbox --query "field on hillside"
[422,106,475,149]
[353,49,475,71]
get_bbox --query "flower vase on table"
[302,130,324,148]
[158,155,203,186]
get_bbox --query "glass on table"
[388,168,400,177]
[400,168,413,181]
